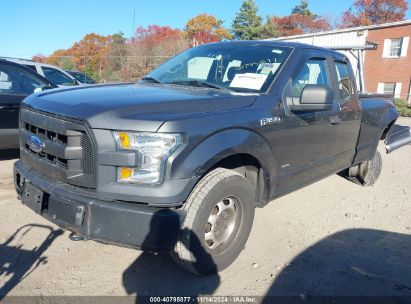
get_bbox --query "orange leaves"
[338,0,408,28]
[184,14,232,45]
[272,14,332,37]
[133,25,183,50]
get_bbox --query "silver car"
[1,57,78,87]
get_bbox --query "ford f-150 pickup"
[13,41,411,275]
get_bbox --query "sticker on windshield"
[229,73,268,90]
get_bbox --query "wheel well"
[207,154,266,206]
[381,119,396,140]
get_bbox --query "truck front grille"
[19,108,96,188]
[81,133,94,175]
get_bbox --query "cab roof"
[202,40,343,57]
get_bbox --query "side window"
[42,67,74,85]
[334,62,353,100]
[291,59,328,98]
[0,65,46,94]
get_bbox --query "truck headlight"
[113,132,182,184]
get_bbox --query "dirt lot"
[1,118,410,299]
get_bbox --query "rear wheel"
[170,168,255,275]
[358,151,382,186]
[345,151,382,186]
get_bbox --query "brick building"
[269,20,411,102]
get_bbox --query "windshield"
[42,67,75,86]
[145,44,292,93]
[69,72,96,84]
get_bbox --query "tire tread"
[361,151,382,187]
[170,168,245,274]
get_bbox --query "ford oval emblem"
[27,135,44,153]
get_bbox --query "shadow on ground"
[122,216,411,301]
[263,228,411,300]
[0,149,19,161]
[123,251,220,297]
[123,210,220,302]
[0,224,63,299]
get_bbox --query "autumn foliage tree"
[184,14,232,44]
[69,33,111,80]
[33,33,111,81]
[129,25,189,78]
[272,14,332,36]
[339,0,408,28]
[271,0,332,36]
[104,32,128,81]
[30,4,338,83]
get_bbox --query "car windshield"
[145,44,292,93]
[42,67,75,86]
[69,72,96,84]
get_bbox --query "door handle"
[329,116,342,126]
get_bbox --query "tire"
[170,168,255,275]
[358,151,382,186]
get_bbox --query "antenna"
[132,6,136,40]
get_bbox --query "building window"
[378,82,402,98]
[389,38,402,57]
[383,83,396,95]
[383,37,409,58]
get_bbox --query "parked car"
[1,57,78,87]
[0,59,57,150]
[65,70,96,85]
[13,41,411,275]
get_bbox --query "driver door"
[275,51,342,192]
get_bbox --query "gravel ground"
[0,118,410,299]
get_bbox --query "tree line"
[32,0,408,82]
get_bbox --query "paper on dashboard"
[229,73,268,90]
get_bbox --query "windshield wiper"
[141,76,161,84]
[169,80,229,91]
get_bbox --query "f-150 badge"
[260,117,281,127]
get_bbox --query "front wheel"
[170,168,255,275]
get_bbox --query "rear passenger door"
[276,50,342,191]
[330,59,362,169]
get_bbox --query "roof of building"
[268,19,411,41]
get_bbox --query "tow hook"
[69,232,85,241]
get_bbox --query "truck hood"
[23,83,256,131]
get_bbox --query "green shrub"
[395,99,411,117]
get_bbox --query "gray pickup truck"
[13,41,411,275]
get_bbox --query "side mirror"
[290,84,333,112]
[72,78,79,85]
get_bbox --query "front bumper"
[14,160,185,250]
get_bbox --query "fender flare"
[383,103,400,130]
[169,128,278,198]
